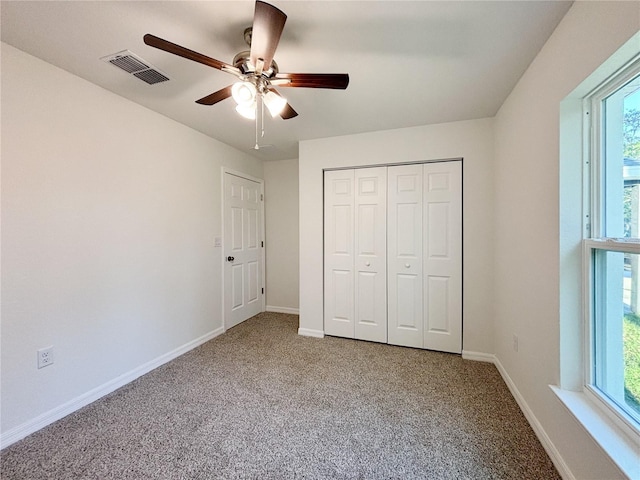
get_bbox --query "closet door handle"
[365,261,371,267]
[405,263,411,268]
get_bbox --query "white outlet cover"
[37,346,54,369]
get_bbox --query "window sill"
[550,385,640,479]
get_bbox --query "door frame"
[221,167,266,331]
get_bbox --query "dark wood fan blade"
[250,1,287,72]
[195,85,233,105]
[273,73,349,89]
[144,34,230,71]
[271,89,298,119]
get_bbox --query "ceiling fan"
[143,0,349,122]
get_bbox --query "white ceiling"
[1,0,572,161]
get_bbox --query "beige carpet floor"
[1,312,560,479]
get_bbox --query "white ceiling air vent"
[100,50,169,85]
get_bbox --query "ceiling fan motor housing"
[243,27,253,47]
[233,50,279,79]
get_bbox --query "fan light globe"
[235,103,256,120]
[264,91,287,117]
[232,82,256,106]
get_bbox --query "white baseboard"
[0,326,224,450]
[461,350,496,363]
[266,305,300,315]
[298,327,324,338]
[493,356,574,480]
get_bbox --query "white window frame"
[583,56,640,446]
[583,240,640,444]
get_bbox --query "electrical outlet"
[512,334,519,352]
[37,346,54,369]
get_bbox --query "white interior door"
[423,161,462,353]
[387,164,424,348]
[324,169,355,338]
[224,172,263,329]
[354,167,387,342]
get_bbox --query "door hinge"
[261,241,264,247]
[260,194,264,201]
[261,288,264,294]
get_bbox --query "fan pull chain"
[261,97,265,139]
[254,96,259,150]
[254,94,266,150]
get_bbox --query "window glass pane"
[604,74,640,237]
[594,249,640,425]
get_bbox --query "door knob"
[227,256,235,262]
[365,261,371,267]
[405,263,411,268]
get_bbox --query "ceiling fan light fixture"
[235,103,257,120]
[231,81,256,106]
[143,1,348,128]
[263,90,287,117]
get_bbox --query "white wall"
[299,118,495,355]
[0,43,262,443]
[493,2,640,479]
[263,159,300,313]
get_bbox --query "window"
[585,58,640,438]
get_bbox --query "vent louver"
[101,50,169,85]
[134,69,170,85]
[110,55,149,73]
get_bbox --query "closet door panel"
[423,161,462,353]
[354,168,387,343]
[324,170,355,338]
[387,164,423,348]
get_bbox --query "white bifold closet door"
[387,164,424,348]
[324,161,461,354]
[388,161,462,353]
[324,167,387,342]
